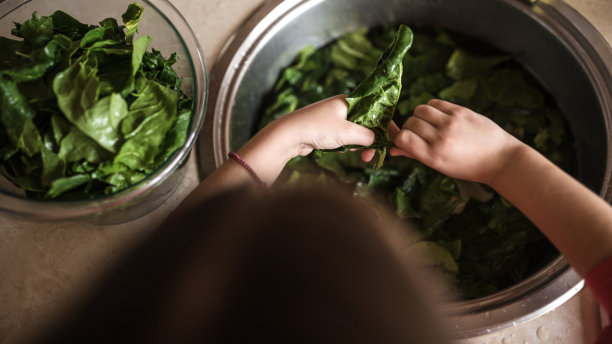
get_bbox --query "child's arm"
[392,99,612,276]
[172,95,374,215]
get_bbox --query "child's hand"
[210,95,375,188]
[174,95,374,214]
[275,95,375,157]
[390,99,524,184]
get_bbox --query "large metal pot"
[197,0,612,338]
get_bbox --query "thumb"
[390,146,414,159]
[339,123,376,147]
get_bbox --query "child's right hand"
[390,99,525,185]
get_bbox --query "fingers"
[391,129,430,160]
[388,121,401,139]
[413,103,447,127]
[427,99,463,114]
[324,94,349,119]
[389,146,412,158]
[361,148,376,162]
[340,122,375,147]
[402,116,438,144]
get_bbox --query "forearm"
[171,123,294,214]
[489,143,612,276]
[168,95,373,220]
[234,118,297,185]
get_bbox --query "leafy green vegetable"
[115,77,178,170]
[260,25,570,298]
[0,3,193,199]
[344,24,413,168]
[122,3,144,43]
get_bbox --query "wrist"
[486,140,537,190]
[235,118,301,184]
[270,113,311,160]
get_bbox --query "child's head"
[31,186,450,344]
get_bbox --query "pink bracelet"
[228,152,267,188]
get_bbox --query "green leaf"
[122,3,144,43]
[80,27,107,48]
[92,161,146,194]
[0,74,40,156]
[50,114,71,146]
[57,126,108,164]
[438,79,478,104]
[141,49,181,92]
[330,29,382,75]
[260,88,299,128]
[313,150,365,183]
[96,49,133,96]
[481,69,544,109]
[40,138,65,186]
[12,12,53,49]
[410,241,459,273]
[87,93,130,152]
[446,49,510,80]
[53,54,130,153]
[98,18,125,41]
[0,37,24,70]
[155,98,192,164]
[54,54,125,148]
[3,34,72,83]
[115,77,178,170]
[395,166,427,219]
[46,174,89,198]
[132,35,152,76]
[50,10,91,40]
[345,24,414,168]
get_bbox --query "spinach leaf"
[313,150,366,183]
[12,12,54,49]
[49,10,92,40]
[0,37,24,70]
[121,3,144,43]
[115,77,178,170]
[345,24,414,168]
[446,49,510,80]
[155,98,192,164]
[57,125,109,164]
[330,29,382,75]
[47,174,90,199]
[142,48,182,92]
[53,54,132,153]
[0,76,40,156]
[481,69,544,109]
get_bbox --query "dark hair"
[31,186,450,344]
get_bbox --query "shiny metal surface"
[197,0,612,338]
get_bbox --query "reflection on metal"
[197,0,612,338]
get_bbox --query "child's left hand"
[272,95,376,158]
[182,95,375,204]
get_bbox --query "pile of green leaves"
[260,25,572,298]
[0,3,192,199]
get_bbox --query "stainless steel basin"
[197,0,612,337]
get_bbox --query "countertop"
[1,0,611,343]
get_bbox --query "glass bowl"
[0,0,207,223]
